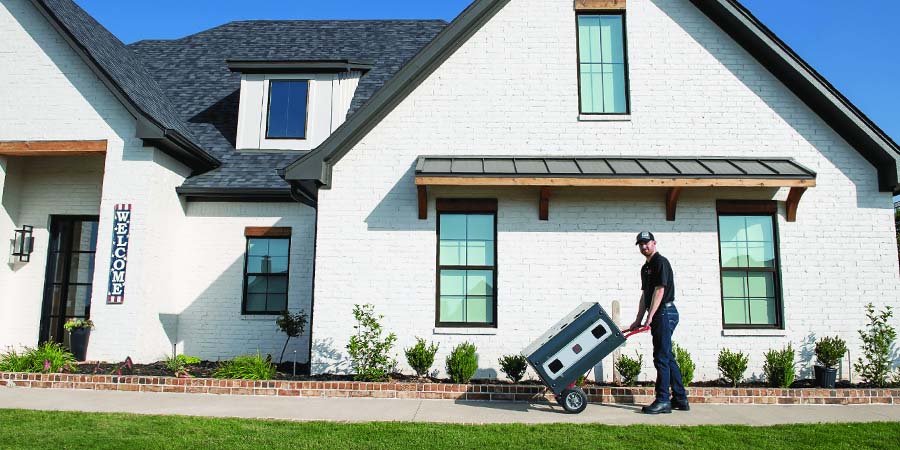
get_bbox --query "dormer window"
[266,80,309,139]
[229,60,372,151]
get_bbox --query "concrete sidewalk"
[1,388,898,425]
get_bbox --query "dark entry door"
[39,216,99,346]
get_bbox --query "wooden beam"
[666,187,682,221]
[417,185,428,220]
[245,226,292,237]
[539,187,551,221]
[785,187,807,222]
[415,176,816,188]
[717,200,777,215]
[0,140,107,156]
[575,0,626,10]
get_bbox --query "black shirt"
[641,252,675,309]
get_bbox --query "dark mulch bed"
[62,361,883,388]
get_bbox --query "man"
[625,231,689,414]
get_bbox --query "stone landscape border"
[2,372,897,405]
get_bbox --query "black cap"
[635,231,655,245]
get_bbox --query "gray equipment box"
[522,302,625,395]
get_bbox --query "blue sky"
[77,0,899,195]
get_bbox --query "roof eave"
[29,0,219,174]
[282,0,512,186]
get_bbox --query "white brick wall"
[0,0,318,365]
[310,0,900,382]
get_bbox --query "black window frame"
[575,11,631,115]
[264,79,310,140]
[435,199,499,328]
[716,201,785,329]
[242,235,292,315]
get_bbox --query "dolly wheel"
[561,387,587,414]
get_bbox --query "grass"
[0,409,898,449]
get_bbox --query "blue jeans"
[651,304,687,403]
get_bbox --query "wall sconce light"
[12,225,34,262]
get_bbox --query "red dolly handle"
[623,325,650,338]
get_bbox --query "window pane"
[247,276,267,294]
[440,270,466,296]
[721,273,746,298]
[268,256,289,274]
[73,221,99,252]
[267,276,287,294]
[65,285,92,317]
[69,253,95,284]
[599,16,624,63]
[466,240,493,266]
[577,16,598,62]
[746,242,775,268]
[744,216,773,242]
[718,216,747,242]
[267,293,287,312]
[440,215,467,240]
[466,296,493,323]
[466,270,493,296]
[746,273,774,298]
[247,256,264,273]
[439,240,465,265]
[267,80,308,139]
[268,239,289,257]
[467,215,494,240]
[248,239,269,256]
[246,294,266,312]
[749,298,776,325]
[723,298,748,325]
[720,241,745,267]
[440,296,465,322]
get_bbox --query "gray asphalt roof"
[35,0,204,152]
[415,156,817,179]
[127,20,447,190]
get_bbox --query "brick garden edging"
[2,372,898,405]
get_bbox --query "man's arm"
[644,286,665,326]
[626,294,646,331]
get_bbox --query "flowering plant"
[63,318,94,332]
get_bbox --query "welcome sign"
[107,203,132,304]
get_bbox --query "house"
[2,0,898,382]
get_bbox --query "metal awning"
[414,156,816,221]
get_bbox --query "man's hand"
[643,316,652,327]
[623,320,642,332]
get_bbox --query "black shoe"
[671,398,690,411]
[641,400,672,414]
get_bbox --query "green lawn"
[0,409,897,449]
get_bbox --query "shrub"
[346,304,397,382]
[763,344,796,388]
[0,343,76,373]
[717,348,749,388]
[276,310,308,363]
[614,352,642,386]
[854,303,897,387]
[815,335,847,369]
[63,318,94,331]
[213,352,276,380]
[164,354,201,377]
[673,343,695,386]
[405,337,439,378]
[446,342,478,384]
[498,354,528,383]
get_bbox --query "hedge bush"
[446,342,478,384]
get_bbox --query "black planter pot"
[814,365,837,388]
[69,328,91,362]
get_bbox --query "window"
[577,13,629,114]
[243,229,291,315]
[717,202,782,328]
[266,80,309,139]
[436,199,497,327]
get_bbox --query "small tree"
[718,348,749,388]
[854,303,897,387]
[405,337,439,378]
[346,304,397,382]
[614,352,643,386]
[815,335,847,369]
[763,344,796,388]
[673,343,696,386]
[446,342,478,384]
[276,310,308,364]
[498,354,528,383]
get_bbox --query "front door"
[39,216,99,346]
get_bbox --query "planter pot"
[69,328,91,362]
[814,365,837,388]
